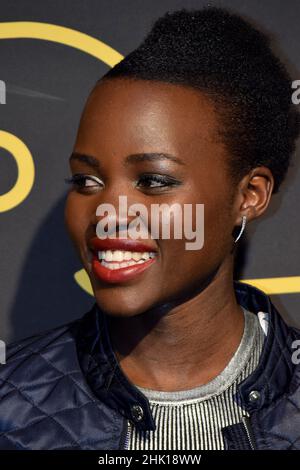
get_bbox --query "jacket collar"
[76,280,296,431]
[233,281,295,413]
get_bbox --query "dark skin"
[65,78,274,391]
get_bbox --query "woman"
[0,7,299,450]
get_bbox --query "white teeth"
[124,251,132,260]
[105,250,113,262]
[101,259,147,270]
[119,261,129,268]
[97,250,157,263]
[112,250,123,262]
[132,252,142,261]
[98,250,157,270]
[124,261,133,267]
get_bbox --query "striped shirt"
[127,307,266,450]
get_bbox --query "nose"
[89,183,144,238]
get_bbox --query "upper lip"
[89,236,158,253]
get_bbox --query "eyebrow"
[69,152,100,170]
[69,151,185,168]
[124,152,185,166]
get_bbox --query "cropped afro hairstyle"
[100,7,300,194]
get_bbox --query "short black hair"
[101,7,300,194]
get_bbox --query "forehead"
[76,78,222,158]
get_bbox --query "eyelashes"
[64,173,182,192]
[136,174,182,189]
[64,174,104,189]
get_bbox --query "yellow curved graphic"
[74,270,93,296]
[0,21,124,213]
[0,131,35,212]
[0,22,123,66]
[74,269,300,297]
[240,276,300,295]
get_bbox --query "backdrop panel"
[0,0,299,342]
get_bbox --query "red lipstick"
[91,255,156,284]
[89,236,158,284]
[89,237,157,253]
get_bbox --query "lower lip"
[91,255,156,284]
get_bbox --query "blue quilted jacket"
[0,280,300,450]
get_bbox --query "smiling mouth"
[90,248,158,284]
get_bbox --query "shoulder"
[0,317,91,416]
[0,307,119,450]
[0,319,81,383]
[0,317,102,449]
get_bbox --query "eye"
[136,173,182,190]
[64,174,104,191]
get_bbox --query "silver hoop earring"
[234,215,247,243]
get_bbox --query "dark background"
[0,0,299,343]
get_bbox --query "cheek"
[204,192,234,253]
[64,194,89,247]
[158,197,233,285]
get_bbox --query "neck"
[107,257,244,392]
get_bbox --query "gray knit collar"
[135,307,265,404]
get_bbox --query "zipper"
[119,419,132,450]
[241,415,255,450]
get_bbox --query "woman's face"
[65,78,239,317]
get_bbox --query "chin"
[92,285,156,318]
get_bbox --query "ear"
[233,166,274,225]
